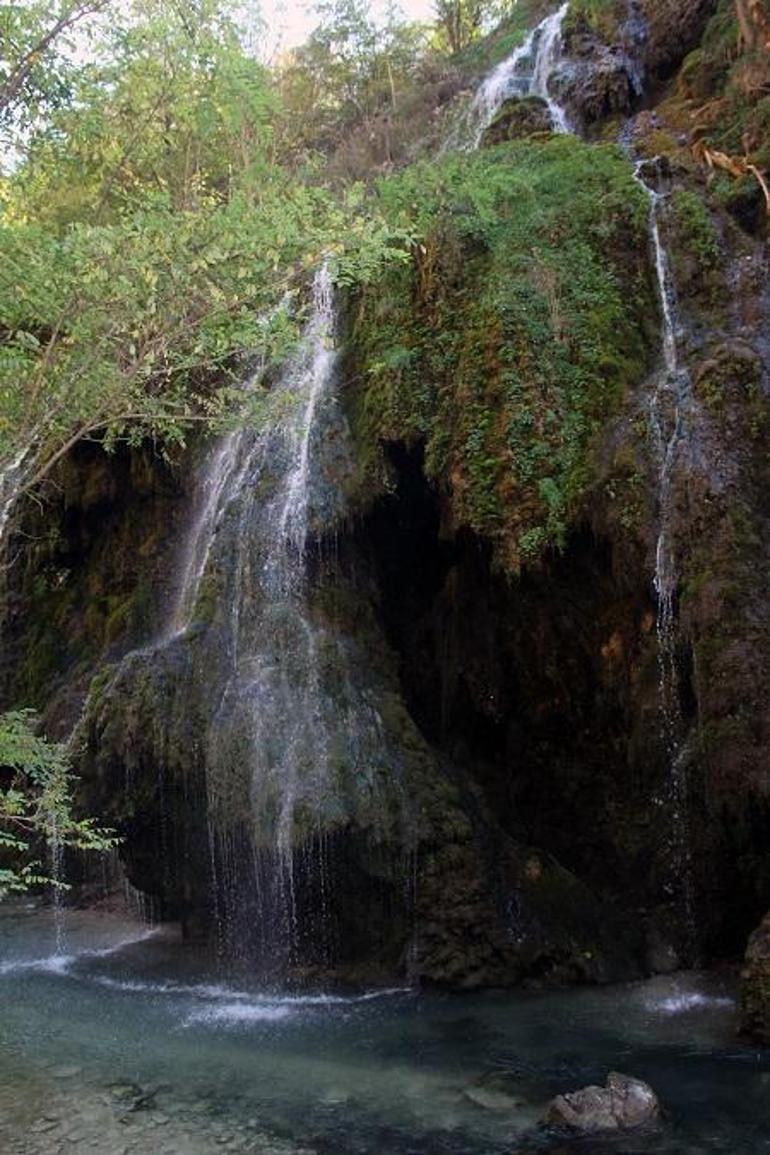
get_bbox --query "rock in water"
[740,910,770,1042]
[545,1072,661,1132]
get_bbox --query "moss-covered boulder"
[481,96,553,145]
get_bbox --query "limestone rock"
[553,50,639,128]
[740,910,770,1043]
[481,96,553,146]
[545,1072,661,1132]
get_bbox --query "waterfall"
[49,818,67,957]
[164,302,288,642]
[530,2,571,133]
[141,264,405,967]
[633,160,696,954]
[464,2,571,147]
[0,443,33,559]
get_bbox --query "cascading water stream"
[633,160,696,954]
[0,443,33,561]
[460,1,570,148]
[529,2,571,133]
[163,302,289,643]
[148,263,401,967]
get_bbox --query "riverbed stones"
[545,1072,661,1132]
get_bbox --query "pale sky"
[257,0,438,54]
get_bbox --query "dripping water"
[0,443,34,564]
[48,816,67,957]
[168,262,393,968]
[633,159,696,956]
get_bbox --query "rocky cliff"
[1,0,768,991]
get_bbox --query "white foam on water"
[91,975,412,1007]
[181,985,412,1027]
[647,992,735,1015]
[184,1001,295,1027]
[0,925,160,977]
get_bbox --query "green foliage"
[0,0,412,500]
[0,709,117,896]
[433,0,487,53]
[277,0,428,165]
[0,187,335,480]
[562,0,627,42]
[12,0,279,222]
[349,138,655,569]
[668,187,724,303]
[0,0,109,139]
[670,189,721,268]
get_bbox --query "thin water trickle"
[0,442,33,559]
[48,817,67,958]
[276,262,337,560]
[633,160,696,954]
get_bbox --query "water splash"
[459,2,571,148]
[633,160,696,955]
[0,924,160,977]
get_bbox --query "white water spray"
[463,2,570,147]
[0,443,33,558]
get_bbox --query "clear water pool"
[1,904,766,1154]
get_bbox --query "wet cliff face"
[1,0,768,989]
[0,443,184,726]
[556,0,718,130]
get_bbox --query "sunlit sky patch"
[256,0,438,57]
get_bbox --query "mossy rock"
[692,341,763,414]
[481,96,553,146]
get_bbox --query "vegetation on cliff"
[0,0,411,501]
[348,137,655,568]
[0,0,768,976]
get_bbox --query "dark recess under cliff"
[353,441,706,952]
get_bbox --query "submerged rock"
[545,1072,661,1132]
[462,1083,524,1112]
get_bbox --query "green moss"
[671,189,721,268]
[563,0,627,42]
[347,138,655,570]
[693,342,764,415]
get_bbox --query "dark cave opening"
[355,441,667,910]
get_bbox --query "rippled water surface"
[1,905,767,1154]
